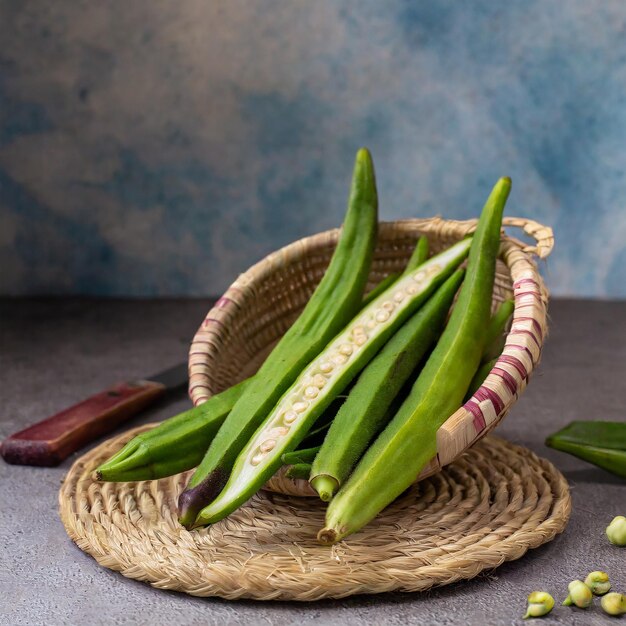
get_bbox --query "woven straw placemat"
[59,426,570,601]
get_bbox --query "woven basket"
[188,216,554,495]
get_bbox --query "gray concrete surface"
[1,298,625,626]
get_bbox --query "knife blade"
[1,362,188,467]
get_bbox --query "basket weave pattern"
[59,431,570,601]
[189,216,554,489]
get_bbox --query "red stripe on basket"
[492,366,519,395]
[497,354,528,379]
[513,278,539,289]
[509,327,541,348]
[507,343,536,364]
[214,296,235,309]
[464,400,486,432]
[203,316,226,328]
[514,289,543,303]
[473,386,505,415]
[513,316,544,340]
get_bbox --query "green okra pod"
[545,420,626,479]
[361,274,399,309]
[481,298,514,363]
[285,463,313,480]
[319,177,510,544]
[310,267,465,501]
[281,446,321,466]
[191,237,472,527]
[178,148,379,525]
[95,377,251,482]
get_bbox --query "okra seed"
[312,374,327,388]
[354,335,367,346]
[413,271,426,282]
[428,264,441,275]
[260,439,276,453]
[375,310,390,323]
[251,454,264,466]
[367,319,376,329]
[283,411,298,424]
[319,362,333,373]
[382,301,395,312]
[304,386,319,399]
[339,344,353,356]
[276,427,289,436]
[353,325,366,335]
[333,353,348,365]
[293,401,308,413]
[407,285,417,295]
[393,291,405,303]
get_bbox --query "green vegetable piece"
[360,235,428,308]
[281,446,320,466]
[523,591,555,619]
[178,148,379,525]
[361,274,399,309]
[404,236,430,274]
[284,463,312,480]
[481,298,514,362]
[310,268,465,501]
[584,571,611,595]
[563,580,593,608]
[319,177,510,544]
[192,237,472,527]
[601,592,626,616]
[606,515,626,545]
[464,357,498,402]
[545,421,626,479]
[95,377,251,482]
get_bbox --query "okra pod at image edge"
[95,377,251,482]
[310,267,465,502]
[177,148,379,526]
[318,176,511,544]
[191,237,472,527]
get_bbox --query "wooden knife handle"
[0,381,166,466]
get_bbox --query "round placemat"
[59,427,571,601]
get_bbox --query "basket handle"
[501,217,554,259]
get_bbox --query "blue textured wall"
[1,2,626,298]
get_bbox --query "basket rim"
[188,215,551,480]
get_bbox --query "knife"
[1,363,188,467]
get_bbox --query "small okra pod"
[284,463,312,480]
[601,592,626,616]
[563,580,593,608]
[523,591,555,619]
[584,571,611,595]
[607,515,626,545]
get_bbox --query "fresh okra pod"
[546,421,626,479]
[178,148,379,525]
[310,268,465,501]
[281,446,321,466]
[95,377,251,482]
[284,463,313,480]
[190,237,472,527]
[481,298,514,362]
[318,177,510,544]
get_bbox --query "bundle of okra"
[97,149,515,543]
